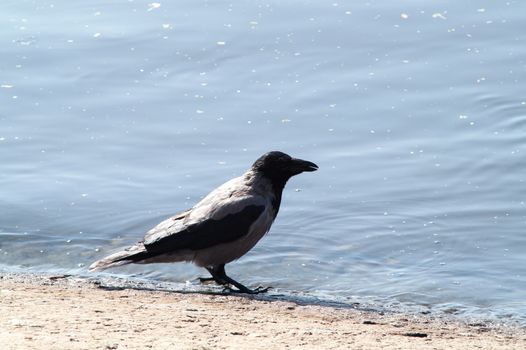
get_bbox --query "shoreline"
[2,273,525,349]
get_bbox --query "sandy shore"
[1,273,524,350]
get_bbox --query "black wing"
[143,204,265,254]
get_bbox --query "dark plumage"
[89,151,318,293]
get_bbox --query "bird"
[89,151,318,294]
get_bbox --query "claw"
[254,285,270,293]
[228,285,270,294]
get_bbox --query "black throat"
[264,174,289,216]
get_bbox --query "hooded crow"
[89,151,318,294]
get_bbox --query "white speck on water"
[93,32,101,38]
[432,12,447,20]
[469,121,475,125]
[78,263,85,268]
[81,193,88,197]
[477,8,486,13]
[162,24,172,29]
[345,11,352,15]
[216,41,226,46]
[281,119,291,123]
[196,109,204,114]
[147,3,161,11]
[400,13,409,20]
[459,114,468,119]
[66,239,71,243]
[1,84,13,88]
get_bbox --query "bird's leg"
[205,264,269,294]
[204,265,229,286]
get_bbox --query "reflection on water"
[1,0,525,325]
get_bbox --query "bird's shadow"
[88,274,380,313]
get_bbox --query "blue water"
[1,0,525,325]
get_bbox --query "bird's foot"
[205,265,269,294]
[252,285,271,294]
[225,284,270,295]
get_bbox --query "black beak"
[291,158,319,173]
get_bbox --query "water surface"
[1,0,525,325]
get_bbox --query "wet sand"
[1,273,524,349]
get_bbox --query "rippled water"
[1,0,525,325]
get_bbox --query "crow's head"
[252,151,318,183]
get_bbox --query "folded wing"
[142,196,266,255]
